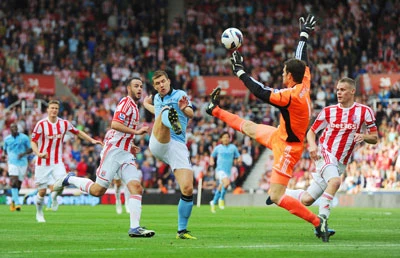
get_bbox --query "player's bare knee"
[180,185,193,196]
[328,178,341,191]
[301,192,315,206]
[114,179,122,188]
[242,121,257,138]
[302,199,314,206]
[90,185,107,197]
[38,188,47,197]
[127,181,143,195]
[10,177,19,188]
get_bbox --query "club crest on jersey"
[118,113,126,120]
[352,115,357,122]
[101,170,106,177]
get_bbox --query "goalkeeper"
[206,15,331,242]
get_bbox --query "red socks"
[278,195,320,227]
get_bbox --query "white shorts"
[216,170,229,184]
[34,163,66,189]
[8,164,28,181]
[149,135,193,172]
[96,145,142,189]
[308,150,346,200]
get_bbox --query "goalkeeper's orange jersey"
[269,67,311,143]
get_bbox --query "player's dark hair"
[220,132,230,139]
[124,77,142,87]
[284,59,306,84]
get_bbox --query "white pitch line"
[4,243,400,254]
[184,243,400,249]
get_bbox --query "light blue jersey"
[3,133,31,166]
[211,144,240,176]
[153,89,192,144]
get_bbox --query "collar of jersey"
[160,87,175,100]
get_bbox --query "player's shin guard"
[11,188,20,205]
[278,195,320,227]
[212,107,245,132]
[128,195,142,229]
[285,189,305,202]
[161,108,173,129]
[36,194,44,212]
[212,190,221,204]
[319,192,334,218]
[220,186,227,200]
[178,195,193,231]
[68,177,94,194]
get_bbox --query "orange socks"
[278,195,320,227]
[212,106,245,132]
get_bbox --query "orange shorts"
[255,124,304,186]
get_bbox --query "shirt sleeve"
[31,122,43,142]
[67,121,80,135]
[113,97,133,124]
[311,108,328,134]
[364,106,378,132]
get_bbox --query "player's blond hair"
[48,100,60,106]
[338,77,355,89]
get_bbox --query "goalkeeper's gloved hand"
[230,51,245,77]
[299,14,316,39]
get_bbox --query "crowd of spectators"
[0,0,399,194]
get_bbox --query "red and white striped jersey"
[31,118,79,166]
[311,102,377,165]
[104,96,139,152]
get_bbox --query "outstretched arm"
[295,14,316,65]
[230,51,275,103]
[77,130,104,146]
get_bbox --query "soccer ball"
[221,28,243,50]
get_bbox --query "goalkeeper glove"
[230,51,245,77]
[299,14,316,39]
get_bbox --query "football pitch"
[1,204,399,258]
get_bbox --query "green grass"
[1,205,399,258]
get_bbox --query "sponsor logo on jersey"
[330,122,357,130]
[47,134,63,139]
